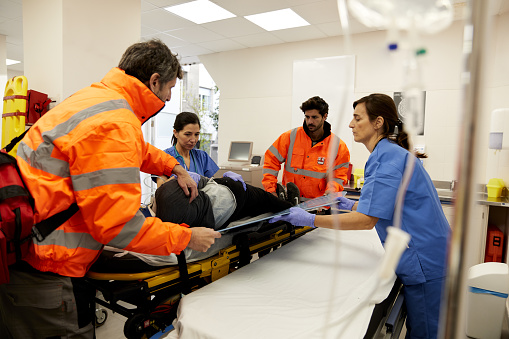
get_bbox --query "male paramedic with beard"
[262,96,350,203]
[0,39,220,338]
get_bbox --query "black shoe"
[286,182,300,206]
[276,183,287,201]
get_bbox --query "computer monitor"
[227,141,253,163]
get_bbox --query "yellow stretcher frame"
[85,224,314,339]
[2,76,28,156]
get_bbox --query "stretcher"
[85,218,316,339]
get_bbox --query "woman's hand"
[222,171,247,191]
[269,207,316,227]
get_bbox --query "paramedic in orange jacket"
[0,39,220,339]
[262,96,350,201]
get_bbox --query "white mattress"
[165,227,395,339]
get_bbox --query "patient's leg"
[214,177,292,222]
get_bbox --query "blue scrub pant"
[403,276,445,339]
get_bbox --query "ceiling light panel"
[6,59,20,66]
[245,8,310,31]
[165,0,236,24]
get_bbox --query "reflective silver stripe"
[332,178,344,184]
[72,167,141,191]
[268,145,285,163]
[290,168,327,179]
[107,210,145,249]
[17,99,133,177]
[262,168,279,176]
[18,142,69,177]
[333,162,350,170]
[284,128,299,173]
[36,229,103,251]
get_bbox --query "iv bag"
[347,0,454,34]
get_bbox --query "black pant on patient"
[155,177,292,230]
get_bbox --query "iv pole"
[439,0,490,337]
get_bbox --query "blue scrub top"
[165,146,219,178]
[356,138,450,285]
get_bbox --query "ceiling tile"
[316,21,342,36]
[0,18,23,42]
[141,25,160,36]
[141,8,196,31]
[141,1,158,12]
[232,32,284,48]
[0,0,22,20]
[144,0,191,8]
[201,17,265,38]
[171,43,214,57]
[213,0,289,16]
[142,32,188,48]
[6,41,23,59]
[165,26,225,44]
[197,39,247,52]
[293,0,340,25]
[270,25,327,43]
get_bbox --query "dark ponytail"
[353,94,427,158]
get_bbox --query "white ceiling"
[1,0,508,73]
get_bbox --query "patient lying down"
[103,175,296,266]
[155,175,294,231]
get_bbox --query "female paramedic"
[156,112,219,187]
[271,93,450,339]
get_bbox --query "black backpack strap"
[3,128,30,154]
[32,203,79,242]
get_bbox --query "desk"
[165,228,395,339]
[215,165,263,189]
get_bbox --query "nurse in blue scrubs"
[156,112,219,187]
[271,93,450,339]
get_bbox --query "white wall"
[200,12,509,184]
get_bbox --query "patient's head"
[155,179,215,228]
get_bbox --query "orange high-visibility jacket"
[262,122,350,199]
[16,68,192,277]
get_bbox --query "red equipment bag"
[0,149,34,284]
[0,131,78,284]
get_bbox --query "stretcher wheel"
[94,308,108,328]
[124,313,149,339]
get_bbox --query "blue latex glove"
[187,171,201,185]
[336,196,355,211]
[269,207,316,227]
[222,171,247,191]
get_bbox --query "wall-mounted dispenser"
[489,108,509,150]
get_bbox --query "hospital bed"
[84,198,406,339]
[162,227,403,339]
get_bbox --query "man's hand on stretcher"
[188,227,221,252]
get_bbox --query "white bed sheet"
[165,227,395,339]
